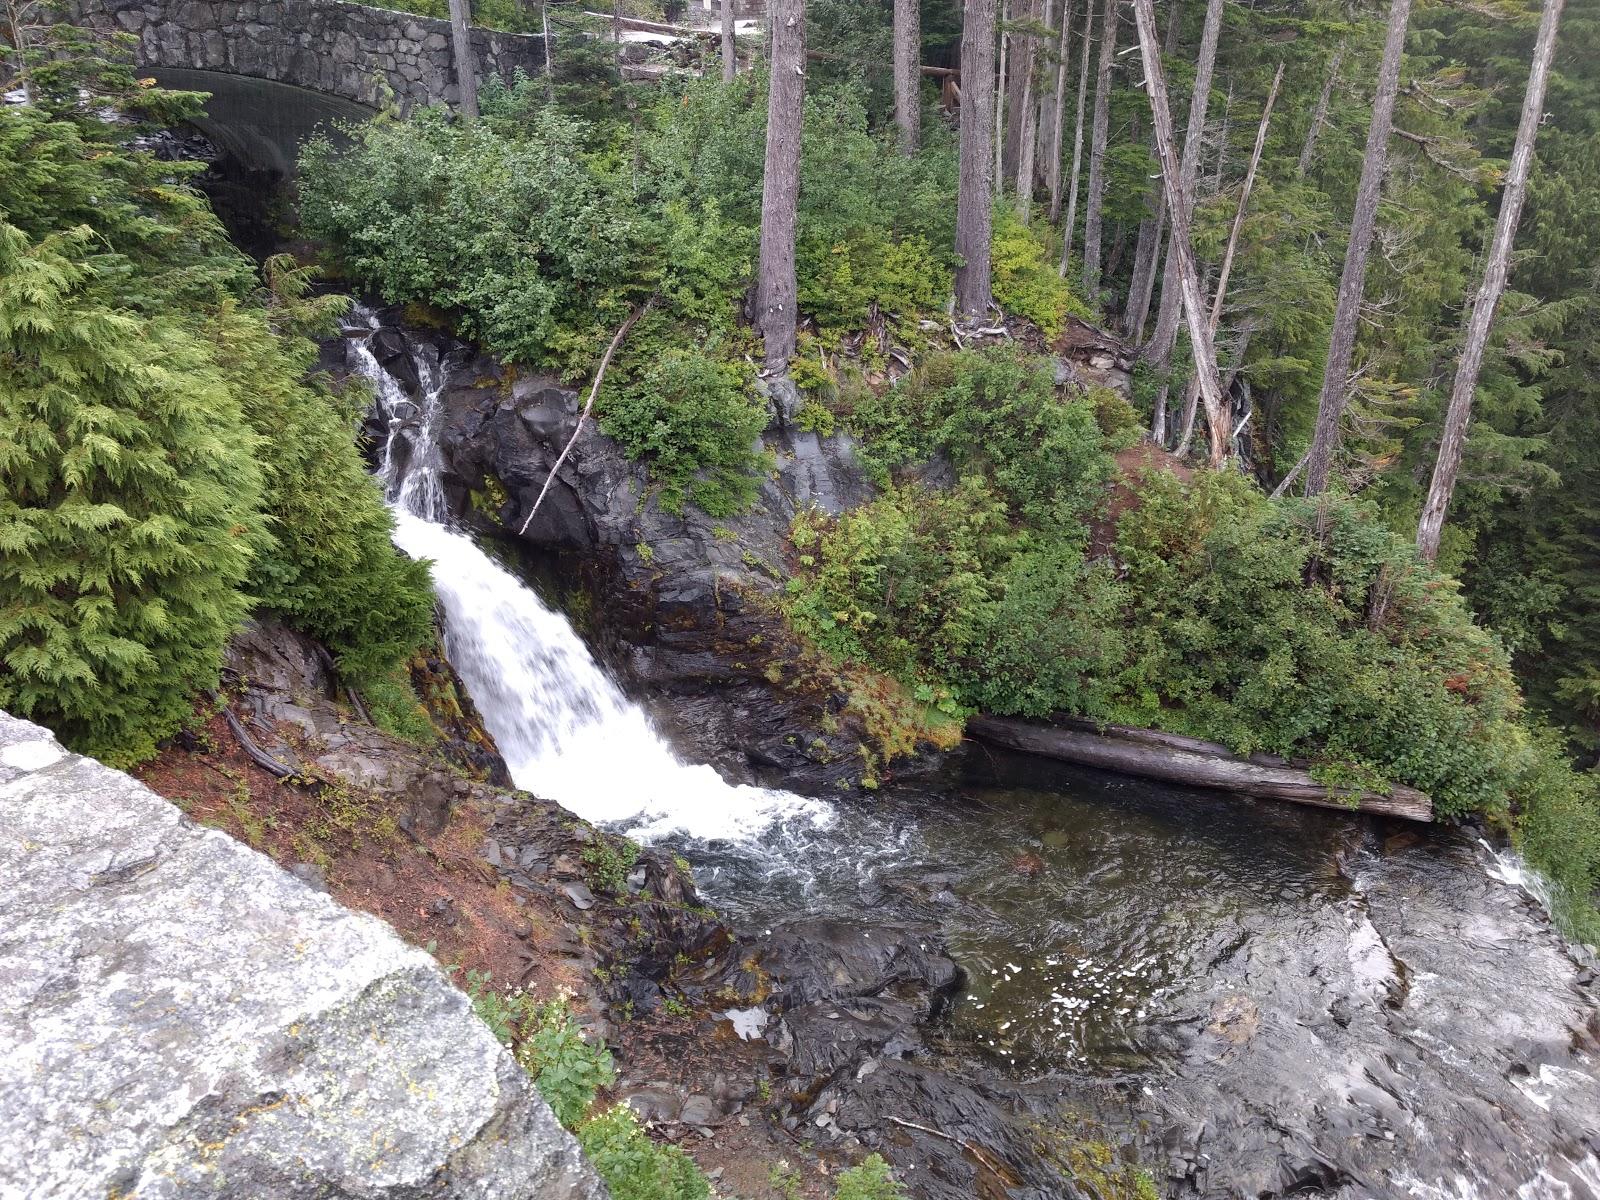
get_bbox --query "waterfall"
[345,312,833,844]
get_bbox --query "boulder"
[0,711,607,1200]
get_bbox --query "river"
[347,313,1600,1199]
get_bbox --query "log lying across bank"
[966,715,1433,822]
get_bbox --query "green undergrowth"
[462,975,912,1200]
[782,347,1600,941]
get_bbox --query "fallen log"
[966,715,1433,822]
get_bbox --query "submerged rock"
[0,712,605,1200]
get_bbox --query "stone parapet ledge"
[0,710,607,1200]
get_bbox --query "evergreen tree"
[0,223,265,764]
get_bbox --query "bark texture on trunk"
[1175,61,1282,456]
[1143,0,1224,369]
[1126,198,1166,340]
[967,716,1433,820]
[957,0,1000,317]
[1058,0,1092,269]
[722,0,737,81]
[1296,40,1345,178]
[1132,0,1227,466]
[994,0,1009,197]
[1303,0,1412,496]
[1016,10,1039,221]
[756,0,807,370]
[1416,0,1563,561]
[1004,0,1036,187]
[1080,0,1117,296]
[893,0,921,151]
[1122,0,1180,336]
[448,0,478,117]
[1046,0,1072,220]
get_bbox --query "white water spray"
[347,313,833,843]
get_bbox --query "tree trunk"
[722,0,737,81]
[994,0,1009,198]
[1005,0,1036,187]
[448,0,478,117]
[541,2,555,102]
[1126,198,1166,340]
[756,0,807,370]
[1034,0,1057,193]
[1176,61,1282,456]
[1016,6,1039,221]
[967,715,1433,820]
[1132,0,1227,466]
[1080,0,1117,296]
[1296,40,1345,178]
[1303,0,1411,496]
[612,0,624,70]
[1057,0,1092,269]
[1122,0,1180,336]
[1045,0,1072,220]
[1416,0,1563,561]
[893,0,921,151]
[957,0,1000,318]
[1142,0,1223,370]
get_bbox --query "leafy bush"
[219,258,435,680]
[516,997,618,1129]
[852,348,1116,534]
[0,224,265,766]
[299,107,641,367]
[601,348,770,516]
[577,1106,711,1200]
[833,1155,907,1200]
[787,479,1013,693]
[990,206,1089,336]
[1111,472,1528,817]
[956,546,1128,720]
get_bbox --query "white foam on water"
[347,313,835,846]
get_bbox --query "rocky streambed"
[327,308,1600,1200]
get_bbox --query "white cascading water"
[345,311,834,843]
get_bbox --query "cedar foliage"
[0,224,265,765]
[0,34,434,762]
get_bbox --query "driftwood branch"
[209,694,296,779]
[967,715,1432,821]
[519,296,657,537]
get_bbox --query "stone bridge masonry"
[67,0,549,110]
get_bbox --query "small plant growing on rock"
[517,996,617,1128]
[577,1105,710,1200]
[833,1154,906,1200]
[582,835,640,893]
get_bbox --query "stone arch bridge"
[69,0,547,111]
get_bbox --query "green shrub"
[957,546,1128,720]
[299,107,641,368]
[833,1155,907,1200]
[990,206,1090,336]
[517,997,618,1129]
[787,479,1013,693]
[852,348,1115,534]
[0,224,265,766]
[221,258,435,680]
[577,1106,711,1200]
[1111,473,1528,817]
[601,348,770,516]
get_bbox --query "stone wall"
[0,710,608,1200]
[68,0,549,109]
